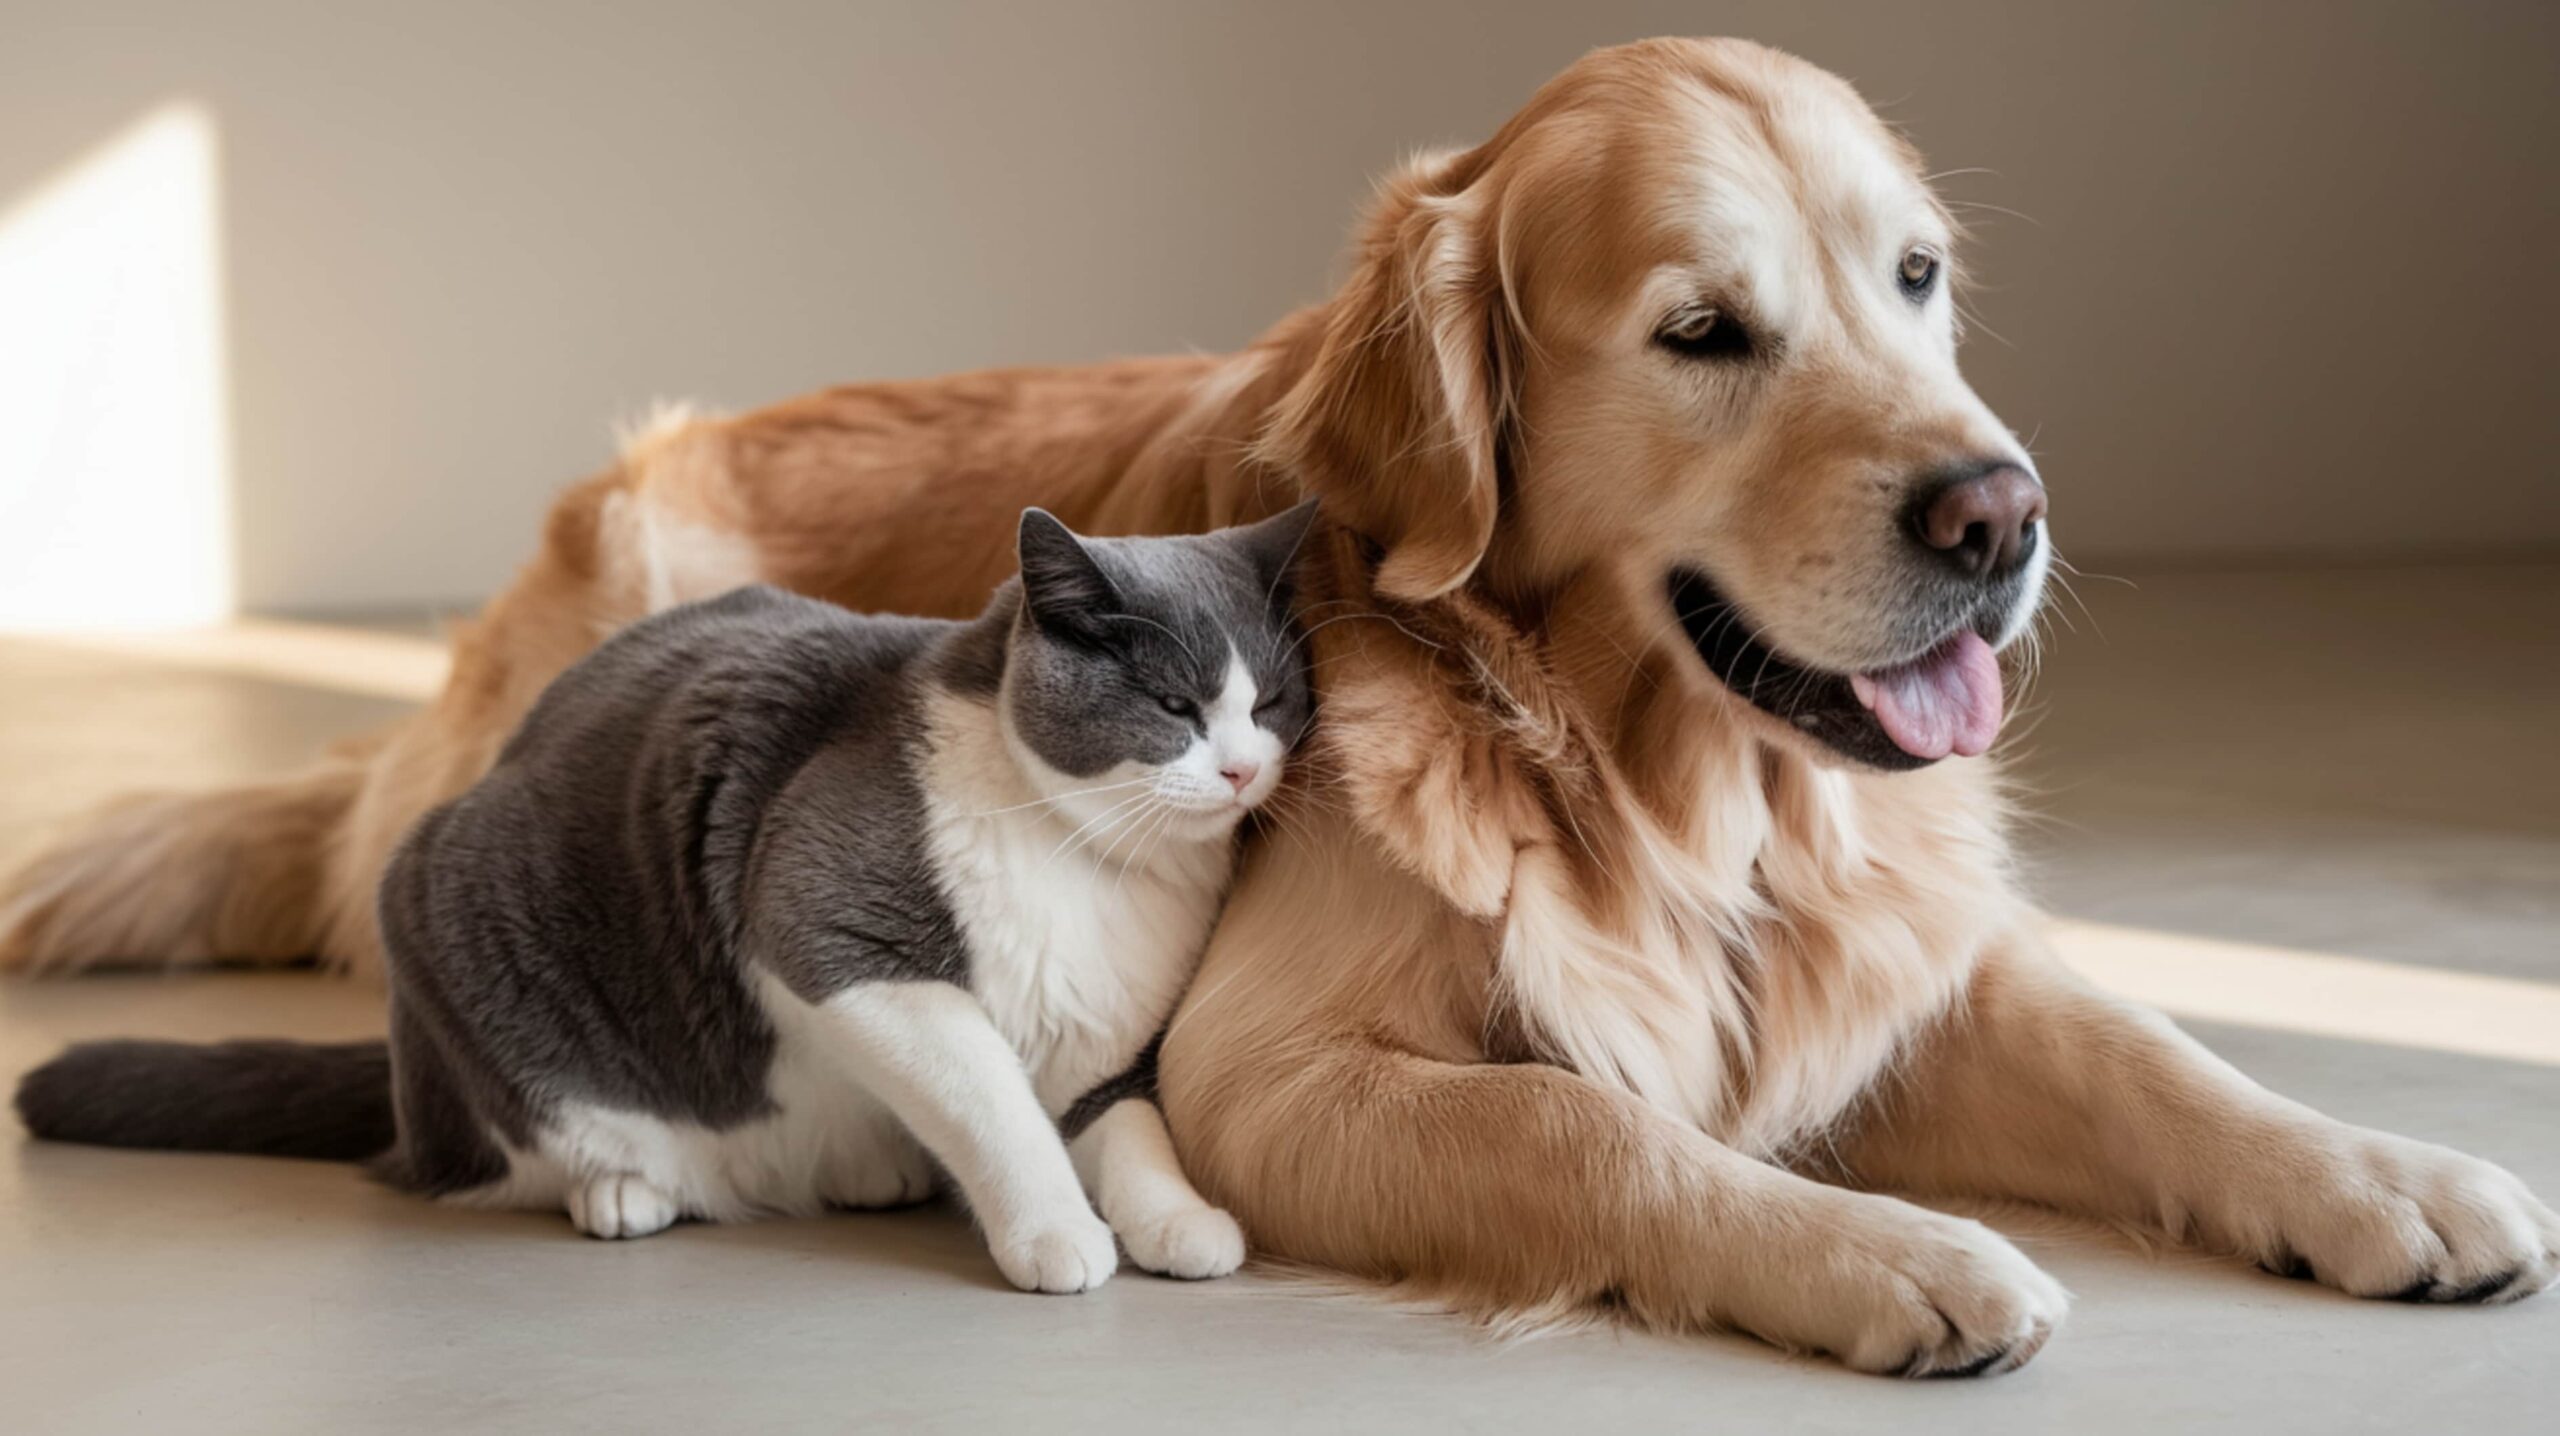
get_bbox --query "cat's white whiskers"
[957,776,1154,820]
[1038,789,1159,870]
[1046,786,1182,873]
[1254,789,1319,862]
[1109,800,1186,899]
[1047,803,1153,870]
[1094,793,1177,876]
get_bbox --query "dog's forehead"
[1602,74,1947,337]
[1668,77,1937,256]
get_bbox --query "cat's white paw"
[568,1173,679,1240]
[1121,1204,1246,1280]
[992,1212,1118,1294]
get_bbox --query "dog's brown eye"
[1655,306,1752,360]
[1898,247,1941,299]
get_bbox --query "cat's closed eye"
[1158,694,1198,719]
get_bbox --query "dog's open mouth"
[1667,569,2005,771]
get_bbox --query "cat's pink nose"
[1220,762,1260,795]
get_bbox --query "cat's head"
[1001,502,1320,845]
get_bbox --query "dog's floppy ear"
[1263,150,1511,604]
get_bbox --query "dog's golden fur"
[6,37,2550,1373]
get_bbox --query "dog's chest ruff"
[1492,759,1995,1155]
[1312,592,2008,1158]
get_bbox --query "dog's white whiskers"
[1939,196,2042,228]
[2044,550,2107,639]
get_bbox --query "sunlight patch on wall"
[2052,918,2560,1068]
[0,102,234,629]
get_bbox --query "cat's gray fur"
[20,503,1316,1289]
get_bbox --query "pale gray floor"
[3,566,2555,1434]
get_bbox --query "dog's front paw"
[1754,1194,2069,1378]
[2250,1134,2559,1305]
[991,1211,1119,1294]
[1119,1204,1246,1280]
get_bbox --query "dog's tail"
[0,756,367,973]
[14,1038,394,1161]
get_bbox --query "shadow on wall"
[0,102,234,630]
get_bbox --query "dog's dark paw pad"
[2259,1249,2316,1283]
[1923,1347,2008,1379]
[1901,1322,2050,1380]
[2429,1270,2525,1305]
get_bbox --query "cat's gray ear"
[1017,508,1119,638]
[1232,499,1322,587]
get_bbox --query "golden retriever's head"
[1268,38,2048,770]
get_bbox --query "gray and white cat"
[16,502,1318,1293]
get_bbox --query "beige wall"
[4,1,2553,613]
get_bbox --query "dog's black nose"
[1910,462,2045,578]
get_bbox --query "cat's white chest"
[922,786,1227,1110]
[919,695,1234,1111]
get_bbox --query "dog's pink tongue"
[1848,630,2004,761]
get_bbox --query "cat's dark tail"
[14,1038,394,1161]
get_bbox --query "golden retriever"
[6,38,2551,1374]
